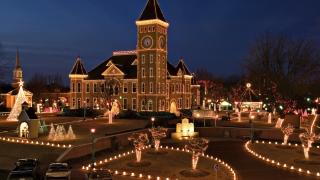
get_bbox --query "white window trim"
[132,98,137,111]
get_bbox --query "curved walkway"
[207,140,317,180]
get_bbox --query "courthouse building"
[68,0,200,113]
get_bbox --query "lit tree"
[185,138,209,170]
[128,133,149,163]
[299,129,320,159]
[7,80,27,121]
[149,127,167,151]
[281,123,294,145]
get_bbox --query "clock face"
[142,36,153,49]
[159,36,166,49]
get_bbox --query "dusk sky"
[0,0,319,83]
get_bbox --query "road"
[207,140,318,180]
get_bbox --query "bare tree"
[244,32,320,100]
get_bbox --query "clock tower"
[136,0,169,111]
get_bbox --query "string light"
[245,141,318,177]
[81,145,237,180]
[0,136,71,148]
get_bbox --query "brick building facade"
[68,0,200,113]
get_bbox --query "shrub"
[61,107,103,117]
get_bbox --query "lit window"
[94,83,97,93]
[132,83,137,93]
[123,98,128,110]
[86,84,90,93]
[77,83,81,93]
[150,82,153,93]
[141,99,146,111]
[150,54,154,64]
[142,55,145,64]
[142,82,145,93]
[142,68,145,78]
[150,68,153,77]
[123,83,128,93]
[132,98,137,110]
[148,100,153,111]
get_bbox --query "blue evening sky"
[0,0,319,82]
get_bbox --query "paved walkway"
[207,140,317,180]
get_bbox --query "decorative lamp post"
[151,117,155,128]
[250,115,255,142]
[90,128,96,169]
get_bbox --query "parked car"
[7,159,40,180]
[87,170,112,180]
[45,163,71,180]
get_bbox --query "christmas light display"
[149,127,167,151]
[7,80,28,121]
[128,133,149,163]
[185,138,209,170]
[281,124,294,145]
[299,129,320,159]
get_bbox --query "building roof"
[87,54,137,80]
[175,59,191,75]
[138,0,166,22]
[85,53,193,80]
[70,57,87,75]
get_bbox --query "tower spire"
[138,0,166,22]
[15,48,21,69]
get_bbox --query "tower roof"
[70,57,87,75]
[176,59,191,75]
[138,0,166,22]
[15,49,21,69]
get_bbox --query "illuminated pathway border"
[82,145,237,180]
[245,140,320,177]
[0,136,71,149]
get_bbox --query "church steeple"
[12,49,23,88]
[138,0,166,22]
[15,49,21,69]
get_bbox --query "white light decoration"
[281,124,294,145]
[171,118,198,140]
[299,129,320,159]
[7,80,28,121]
[128,133,149,163]
[245,140,320,177]
[81,145,237,180]
[185,138,209,170]
[149,127,167,151]
[0,136,71,148]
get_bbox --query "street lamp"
[90,128,96,170]
[151,117,155,128]
[249,115,255,142]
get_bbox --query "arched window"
[148,100,153,111]
[141,99,146,111]
[114,86,119,95]
[77,83,81,93]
